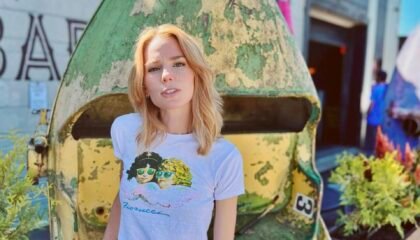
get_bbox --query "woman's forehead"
[144,36,184,63]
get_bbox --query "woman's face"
[136,164,156,184]
[143,36,195,113]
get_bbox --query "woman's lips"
[161,88,179,97]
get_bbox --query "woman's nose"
[161,68,174,83]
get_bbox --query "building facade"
[0,0,100,150]
[291,0,401,147]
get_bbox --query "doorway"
[309,41,344,147]
[307,18,366,148]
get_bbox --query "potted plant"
[329,127,420,239]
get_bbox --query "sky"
[399,0,420,36]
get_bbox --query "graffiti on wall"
[0,18,6,77]
[0,14,87,81]
[67,19,87,55]
[16,14,61,81]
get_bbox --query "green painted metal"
[51,0,319,135]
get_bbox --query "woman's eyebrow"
[170,55,185,60]
[144,60,159,66]
[144,56,184,66]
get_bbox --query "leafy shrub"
[330,151,420,238]
[0,134,47,240]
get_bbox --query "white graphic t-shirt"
[110,113,245,240]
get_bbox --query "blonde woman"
[103,24,244,240]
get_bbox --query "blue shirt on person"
[367,83,388,126]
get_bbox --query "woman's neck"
[160,107,192,134]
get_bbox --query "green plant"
[0,134,48,240]
[330,152,420,238]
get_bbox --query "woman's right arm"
[103,193,121,240]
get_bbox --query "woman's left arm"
[213,196,238,240]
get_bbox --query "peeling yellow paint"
[98,60,132,92]
[55,74,95,133]
[175,15,184,26]
[130,0,156,16]
[78,139,121,227]
[241,0,262,11]
[199,6,292,89]
[198,0,225,16]
[54,190,77,239]
[225,133,295,200]
[297,144,311,162]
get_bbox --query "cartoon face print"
[127,155,196,209]
[156,170,175,189]
[127,152,163,184]
[157,158,192,189]
[136,164,157,184]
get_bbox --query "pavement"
[29,226,50,240]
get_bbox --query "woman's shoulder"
[112,112,143,129]
[111,113,143,140]
[110,113,143,159]
[212,137,241,157]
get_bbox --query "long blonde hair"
[128,24,223,155]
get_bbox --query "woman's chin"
[154,100,192,111]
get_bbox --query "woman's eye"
[174,62,185,67]
[147,67,160,73]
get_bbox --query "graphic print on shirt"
[126,151,196,209]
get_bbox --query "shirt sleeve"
[110,117,124,160]
[214,148,245,200]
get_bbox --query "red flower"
[396,145,403,165]
[404,143,415,171]
[375,126,395,158]
[415,165,420,186]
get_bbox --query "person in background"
[365,70,388,154]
